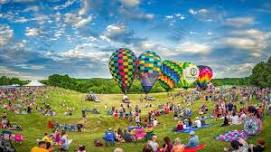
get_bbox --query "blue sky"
[0,0,271,80]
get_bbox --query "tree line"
[0,76,28,86]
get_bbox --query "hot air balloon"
[179,62,199,89]
[138,51,161,94]
[109,48,137,94]
[197,65,213,90]
[158,60,183,91]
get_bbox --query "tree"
[250,57,271,88]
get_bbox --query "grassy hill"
[2,87,271,152]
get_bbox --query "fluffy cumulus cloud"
[100,24,144,44]
[223,29,270,57]
[54,0,77,10]
[216,63,255,78]
[64,13,92,28]
[189,8,208,15]
[0,25,13,46]
[25,27,42,37]
[59,43,110,62]
[136,40,212,57]
[176,41,212,54]
[64,0,92,28]
[0,66,41,80]
[225,17,255,27]
[188,8,224,22]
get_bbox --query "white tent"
[24,80,45,87]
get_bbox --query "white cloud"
[189,9,197,15]
[216,63,255,78]
[0,25,13,47]
[119,0,140,7]
[189,8,208,15]
[0,66,44,80]
[100,24,127,42]
[25,27,42,37]
[176,41,212,54]
[225,17,255,27]
[165,13,186,26]
[13,15,49,24]
[59,44,110,62]
[15,64,45,70]
[64,13,92,28]
[63,0,92,28]
[75,16,92,28]
[188,8,224,22]
[119,7,154,20]
[78,0,90,15]
[54,0,77,10]
[23,6,39,12]
[222,29,270,57]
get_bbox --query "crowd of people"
[0,85,270,152]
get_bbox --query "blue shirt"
[187,135,199,148]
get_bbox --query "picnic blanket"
[175,124,210,133]
[184,144,206,152]
[216,130,248,142]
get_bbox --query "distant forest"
[1,56,270,93]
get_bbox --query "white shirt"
[194,120,201,128]
[153,120,158,126]
[231,115,240,125]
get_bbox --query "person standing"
[82,110,86,123]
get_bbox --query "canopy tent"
[24,80,45,87]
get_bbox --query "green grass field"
[3,87,271,152]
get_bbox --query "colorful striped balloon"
[109,48,137,94]
[179,62,199,89]
[138,51,161,93]
[158,60,183,91]
[197,65,213,89]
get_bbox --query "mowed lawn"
[3,87,271,152]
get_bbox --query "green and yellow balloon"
[179,62,199,89]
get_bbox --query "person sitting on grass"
[224,138,249,152]
[161,136,173,152]
[31,141,49,152]
[186,131,199,148]
[148,135,159,152]
[59,131,71,152]
[249,138,265,152]
[103,128,116,144]
[123,129,135,142]
[174,121,184,131]
[200,116,207,126]
[135,114,141,127]
[153,118,159,127]
[194,117,202,128]
[114,129,124,142]
[114,147,124,152]
[231,112,241,125]
[171,138,185,152]
[199,104,208,115]
[77,145,86,152]
[221,115,230,127]
[46,142,54,152]
[143,144,154,152]
[42,133,53,144]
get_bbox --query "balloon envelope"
[197,65,213,89]
[159,60,182,91]
[109,48,137,94]
[179,62,199,89]
[138,51,161,93]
